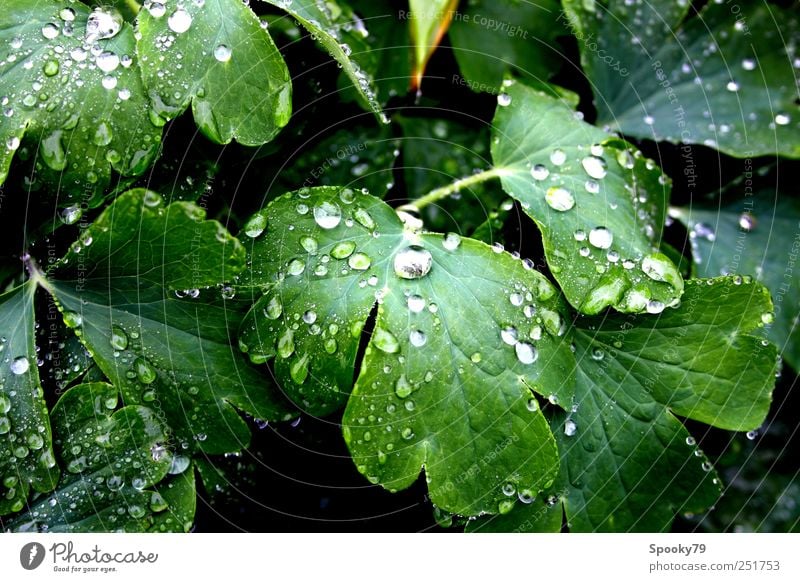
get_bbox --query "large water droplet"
[395,375,412,398]
[331,240,355,259]
[85,7,123,42]
[264,296,282,320]
[442,233,461,251]
[530,164,549,180]
[10,356,29,375]
[515,342,537,364]
[394,246,432,279]
[289,354,309,384]
[313,201,342,229]
[407,295,425,313]
[581,156,608,179]
[497,93,512,106]
[134,357,156,384]
[588,227,613,249]
[549,149,566,165]
[409,329,427,347]
[564,419,577,436]
[501,327,518,346]
[243,213,267,238]
[373,327,400,353]
[348,253,371,270]
[110,325,128,350]
[167,9,193,33]
[214,44,232,62]
[545,187,575,212]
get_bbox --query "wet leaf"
[0,282,59,516]
[46,189,295,454]
[138,0,292,145]
[562,0,800,158]
[491,81,683,315]
[0,1,162,202]
[672,190,800,371]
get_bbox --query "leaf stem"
[398,167,508,213]
[124,0,142,16]
[23,253,55,295]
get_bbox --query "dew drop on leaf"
[214,44,232,63]
[545,187,575,212]
[373,327,400,353]
[588,227,613,249]
[393,246,432,279]
[313,201,342,229]
[167,9,193,34]
[10,356,30,375]
[514,342,537,364]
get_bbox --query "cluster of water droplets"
[0,4,162,185]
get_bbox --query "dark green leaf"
[562,0,800,158]
[0,282,59,515]
[491,81,683,314]
[138,0,292,145]
[46,189,294,454]
[239,186,580,514]
[672,190,800,371]
[7,382,183,532]
[449,0,566,91]
[0,1,161,201]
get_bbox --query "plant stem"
[398,167,508,212]
[124,0,142,16]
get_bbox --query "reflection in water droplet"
[313,201,342,229]
[167,9,193,33]
[394,246,432,279]
[545,187,575,212]
[588,227,613,249]
[214,44,232,62]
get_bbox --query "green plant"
[1,0,796,533]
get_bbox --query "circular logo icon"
[20,542,46,570]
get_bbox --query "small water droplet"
[373,327,400,353]
[588,227,613,250]
[515,342,537,364]
[564,419,577,436]
[331,240,355,259]
[407,295,425,313]
[442,233,461,251]
[497,93,512,106]
[409,329,426,347]
[581,156,608,179]
[214,44,232,62]
[549,149,566,165]
[10,356,29,375]
[530,164,549,180]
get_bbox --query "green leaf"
[148,468,196,533]
[562,0,800,158]
[0,1,162,199]
[239,186,580,514]
[46,189,294,454]
[449,0,566,91]
[491,81,683,314]
[7,382,185,532]
[408,0,458,91]
[672,190,800,371]
[465,495,563,533]
[0,282,59,516]
[138,0,292,145]
[260,0,386,122]
[550,277,776,531]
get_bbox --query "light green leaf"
[138,0,292,145]
[0,1,162,200]
[239,186,579,514]
[7,382,186,532]
[672,190,800,371]
[449,0,566,91]
[408,0,458,91]
[562,0,799,158]
[491,81,683,314]
[0,282,59,516]
[260,0,385,122]
[45,189,294,454]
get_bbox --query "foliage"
[0,0,795,533]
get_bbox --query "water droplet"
[0,395,10,414]
[85,7,123,42]
[646,300,665,314]
[442,233,461,251]
[331,241,355,259]
[62,311,83,328]
[746,429,758,440]
[395,375,412,398]
[302,310,317,325]
[394,246,432,279]
[581,156,608,179]
[110,325,128,350]
[243,213,267,238]
[726,81,739,92]
[591,347,605,361]
[549,149,566,165]
[147,2,166,18]
[96,51,120,73]
[407,295,425,313]
[530,164,549,180]
[686,436,696,446]
[264,296,282,319]
[348,253,371,270]
[641,253,680,287]
[277,329,295,359]
[401,427,414,440]
[169,455,190,475]
[287,258,306,276]
[409,329,426,347]
[167,9,193,33]
[214,44,232,62]
[353,206,376,230]
[313,201,342,229]
[738,212,756,231]
[741,58,756,71]
[41,23,59,39]
[373,327,400,353]
[616,149,635,170]
[300,236,319,254]
[501,327,518,346]
[134,357,156,384]
[761,312,774,325]
[588,227,613,249]
[289,354,309,384]
[643,115,655,125]
[774,113,791,126]
[545,187,575,212]
[497,93,512,106]
[564,419,577,436]
[43,60,59,77]
[515,342,537,364]
[10,356,29,375]
[498,499,515,514]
